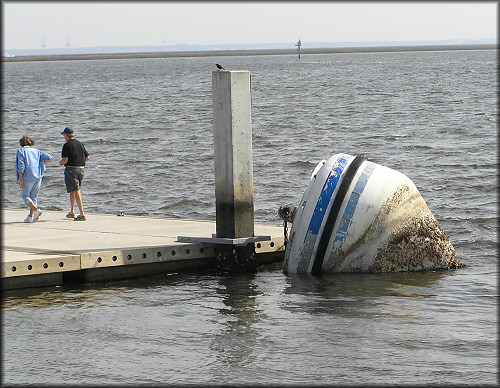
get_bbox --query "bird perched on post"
[215,63,224,70]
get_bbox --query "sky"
[2,1,498,50]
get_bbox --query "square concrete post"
[212,70,256,273]
[212,70,255,239]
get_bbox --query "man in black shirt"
[59,127,89,221]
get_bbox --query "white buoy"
[282,154,462,274]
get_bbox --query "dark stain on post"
[215,244,257,273]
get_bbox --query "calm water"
[2,50,498,385]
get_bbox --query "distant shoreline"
[3,44,497,63]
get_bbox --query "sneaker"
[66,212,76,218]
[24,216,34,223]
[33,209,43,222]
[74,215,86,221]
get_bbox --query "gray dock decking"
[2,209,285,290]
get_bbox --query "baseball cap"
[61,127,74,136]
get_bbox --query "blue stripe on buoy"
[304,156,349,242]
[329,162,375,260]
[311,156,366,275]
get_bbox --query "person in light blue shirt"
[15,136,53,223]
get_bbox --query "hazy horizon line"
[3,37,497,55]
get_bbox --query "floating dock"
[1,209,285,291]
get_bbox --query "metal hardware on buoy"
[278,204,297,250]
[278,204,297,223]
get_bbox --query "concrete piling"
[212,70,257,273]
